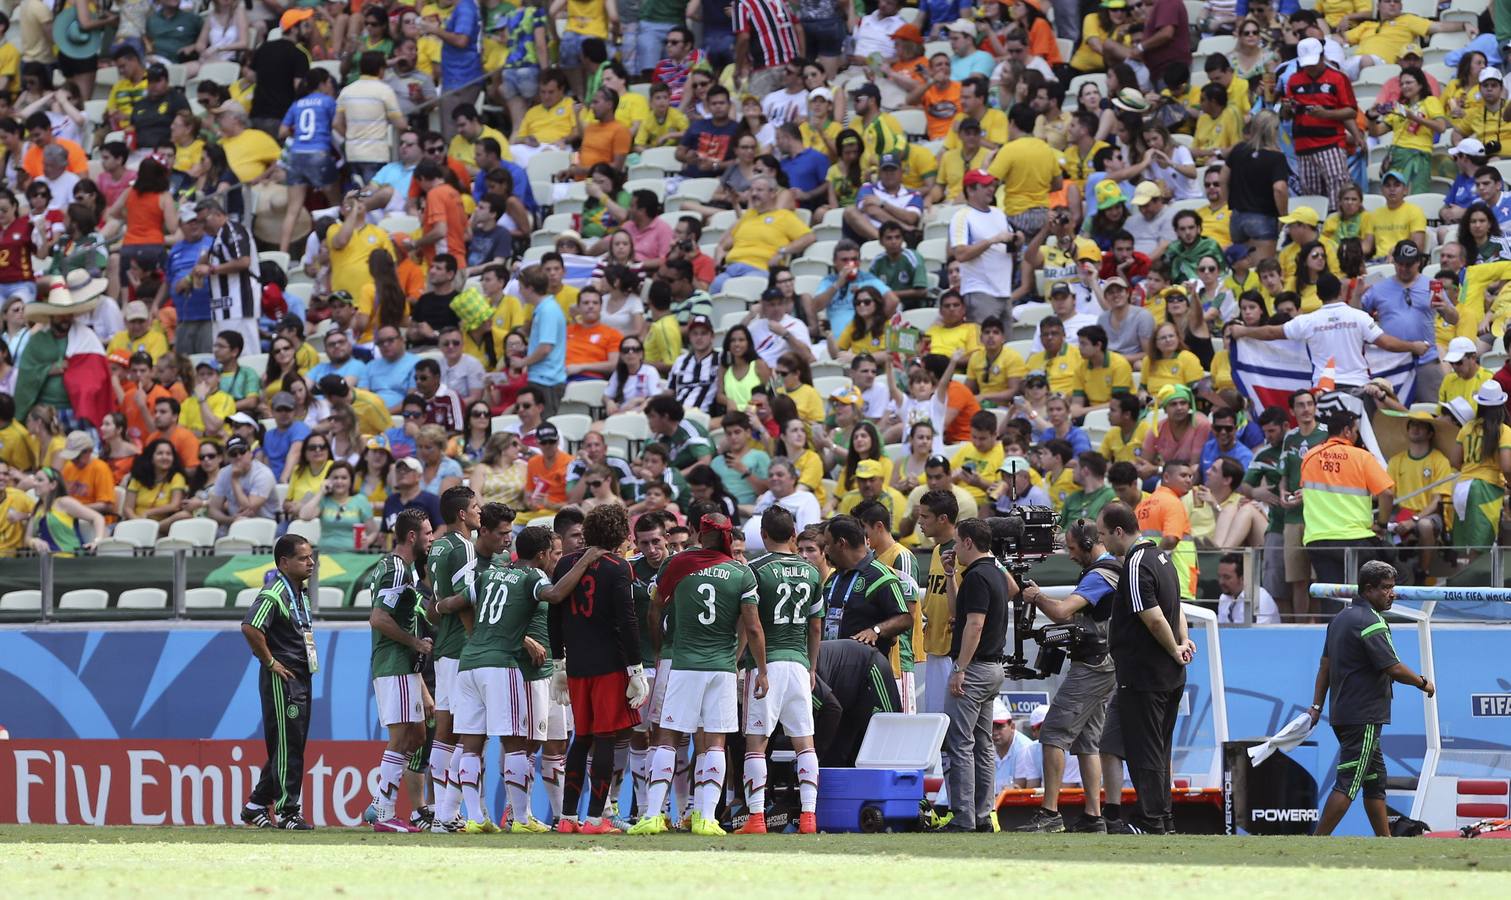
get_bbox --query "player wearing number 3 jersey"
[631,513,765,837]
[737,505,823,835]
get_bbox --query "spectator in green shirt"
[870,220,929,307]
[146,0,203,63]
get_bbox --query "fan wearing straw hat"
[10,272,114,429]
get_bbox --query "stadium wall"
[0,625,1506,828]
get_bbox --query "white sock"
[673,747,692,818]
[376,750,406,817]
[543,753,566,821]
[796,749,819,813]
[459,752,484,823]
[697,750,725,822]
[644,745,675,819]
[743,752,768,814]
[428,742,454,820]
[629,746,649,815]
[441,744,465,821]
[504,751,532,824]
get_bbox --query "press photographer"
[1016,519,1121,834]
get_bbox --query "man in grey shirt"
[208,436,280,530]
[1125,182,1175,258]
[437,325,486,408]
[1096,278,1155,366]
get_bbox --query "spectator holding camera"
[1018,518,1121,834]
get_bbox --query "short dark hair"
[516,524,553,559]
[1008,103,1036,133]
[634,512,667,537]
[970,410,997,433]
[1219,551,1244,573]
[154,395,182,416]
[1259,406,1290,428]
[1358,559,1398,593]
[554,505,585,536]
[1107,460,1139,487]
[274,534,309,566]
[440,485,475,525]
[759,504,796,543]
[1043,439,1074,465]
[395,508,429,544]
[360,49,385,77]
[1077,324,1108,351]
[1077,451,1107,480]
[957,517,993,552]
[852,499,891,531]
[1099,502,1138,535]
[826,515,866,548]
[919,489,958,523]
[415,358,441,378]
[217,330,244,355]
[646,394,685,422]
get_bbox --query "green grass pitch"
[5,826,1511,898]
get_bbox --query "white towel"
[1247,713,1316,766]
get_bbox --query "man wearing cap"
[1017,516,1120,834]
[1440,139,1490,226]
[264,391,312,481]
[249,10,312,134]
[129,62,190,151]
[1451,68,1511,155]
[992,703,1034,793]
[381,454,444,532]
[748,284,814,368]
[945,20,993,80]
[988,104,1062,237]
[843,151,923,244]
[1124,182,1174,260]
[58,431,115,517]
[949,169,1017,324]
[1382,409,1452,578]
[209,436,280,529]
[1440,336,1493,407]
[1301,406,1395,588]
[848,82,908,170]
[1361,172,1428,261]
[523,422,571,517]
[1362,240,1446,401]
[1283,37,1357,211]
[666,314,720,411]
[836,458,909,533]
[935,117,990,204]
[166,203,214,354]
[106,301,168,362]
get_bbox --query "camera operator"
[939,518,1014,833]
[1098,502,1195,835]
[1016,519,1121,834]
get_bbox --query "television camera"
[985,509,1089,681]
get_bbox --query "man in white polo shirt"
[948,168,1019,325]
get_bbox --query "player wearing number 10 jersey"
[443,514,603,834]
[737,506,823,835]
[631,513,764,837]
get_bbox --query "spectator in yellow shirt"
[107,301,170,361]
[965,315,1027,405]
[1440,336,1494,408]
[1193,83,1244,164]
[949,409,1006,506]
[1071,323,1133,416]
[449,104,510,173]
[509,70,580,160]
[923,291,981,358]
[1026,316,1083,396]
[637,82,689,148]
[1361,171,1428,260]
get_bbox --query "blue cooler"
[816,767,925,833]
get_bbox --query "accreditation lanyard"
[281,575,318,674]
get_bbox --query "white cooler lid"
[855,713,950,770]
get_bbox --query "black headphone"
[1070,518,1098,553]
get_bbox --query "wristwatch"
[1308,703,1321,711]
[872,625,881,636]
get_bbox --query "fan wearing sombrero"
[10,272,116,428]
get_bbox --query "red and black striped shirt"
[734,0,800,71]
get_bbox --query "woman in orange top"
[1009,0,1063,64]
[104,157,180,301]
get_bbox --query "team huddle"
[362,489,824,836]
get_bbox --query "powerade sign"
[1471,694,1511,717]
[1002,692,1050,716]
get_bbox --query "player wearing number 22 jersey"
[631,514,763,837]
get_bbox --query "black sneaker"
[1017,808,1065,833]
[1105,817,1137,835]
[1068,814,1107,833]
[241,806,273,828]
[410,805,435,829]
[278,814,314,830]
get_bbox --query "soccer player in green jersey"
[443,511,606,833]
[366,507,435,832]
[627,512,672,820]
[421,486,481,833]
[734,506,824,835]
[630,513,765,837]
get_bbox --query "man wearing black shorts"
[1306,560,1434,836]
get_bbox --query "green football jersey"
[427,531,478,660]
[653,555,676,655]
[745,551,823,669]
[368,554,422,678]
[458,562,549,673]
[1245,442,1285,535]
[630,554,662,664]
[1281,424,1328,525]
[669,559,758,673]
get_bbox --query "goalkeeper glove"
[626,663,650,709]
[550,659,570,706]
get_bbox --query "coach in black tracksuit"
[240,535,318,830]
[1100,503,1194,835]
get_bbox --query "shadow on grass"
[1,827,1509,872]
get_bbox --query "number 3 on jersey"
[696,582,716,624]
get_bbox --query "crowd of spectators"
[0,0,1508,627]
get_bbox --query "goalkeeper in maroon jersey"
[546,503,649,835]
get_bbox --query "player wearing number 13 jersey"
[631,513,763,837]
[737,505,823,835]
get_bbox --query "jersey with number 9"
[746,551,823,670]
[670,559,758,673]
